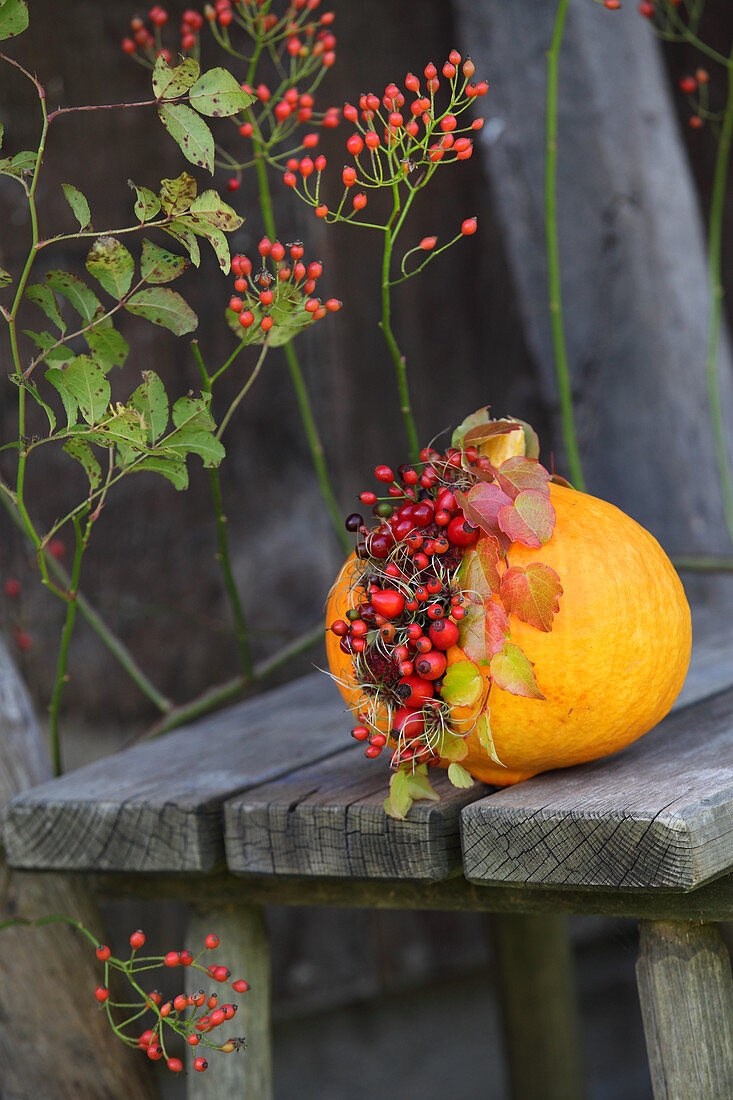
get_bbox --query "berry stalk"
[544,0,586,492]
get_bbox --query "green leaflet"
[158,103,214,174]
[124,287,197,335]
[85,237,134,300]
[61,183,91,230]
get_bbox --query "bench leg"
[491,913,586,1100]
[185,903,273,1099]
[636,920,733,1100]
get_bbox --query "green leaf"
[0,0,29,41]
[475,713,505,768]
[152,54,200,100]
[130,370,169,442]
[171,393,215,431]
[84,326,129,370]
[61,183,91,230]
[159,172,197,216]
[129,180,162,223]
[497,489,556,548]
[158,103,214,174]
[500,563,563,633]
[441,660,484,708]
[0,122,4,149]
[25,283,65,332]
[45,366,78,428]
[406,766,440,804]
[188,189,243,231]
[133,454,189,490]
[62,436,102,492]
[188,67,255,117]
[21,376,56,433]
[185,217,231,272]
[459,597,509,665]
[490,641,545,700]
[0,265,12,287]
[0,149,37,180]
[439,732,469,762]
[89,408,148,465]
[447,762,474,789]
[163,221,201,267]
[140,239,189,284]
[164,425,225,468]
[125,287,197,335]
[62,355,111,424]
[85,237,134,300]
[46,270,107,325]
[25,329,73,368]
[385,769,411,820]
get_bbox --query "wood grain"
[2,674,349,872]
[462,686,733,890]
[224,745,487,881]
[636,921,733,1099]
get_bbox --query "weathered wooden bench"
[4,608,733,1099]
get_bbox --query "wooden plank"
[185,905,272,1098]
[88,869,733,922]
[675,606,733,711]
[492,914,586,1100]
[461,686,733,890]
[224,746,486,881]
[636,921,733,1099]
[2,674,350,873]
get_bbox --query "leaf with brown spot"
[188,68,256,117]
[495,455,551,500]
[500,563,563,632]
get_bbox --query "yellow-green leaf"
[441,660,484,707]
[476,713,505,767]
[447,762,474,789]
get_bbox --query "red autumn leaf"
[476,536,501,593]
[490,641,545,699]
[463,419,524,448]
[455,483,513,536]
[497,489,556,548]
[500,563,563,632]
[484,598,510,658]
[495,456,551,500]
[459,599,488,663]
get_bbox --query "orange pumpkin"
[325,419,691,802]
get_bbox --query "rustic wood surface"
[492,913,586,1100]
[88,869,733,923]
[224,744,487,881]
[2,673,348,872]
[461,685,733,890]
[636,920,733,1099]
[185,905,273,1099]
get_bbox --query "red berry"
[122,37,137,54]
[194,1057,208,1072]
[96,944,111,961]
[603,0,621,7]
[231,979,250,993]
[147,1044,164,1061]
[353,192,367,210]
[180,950,193,966]
[428,618,460,650]
[370,589,406,619]
[4,577,21,597]
[392,707,425,738]
[414,650,447,681]
[167,1058,183,1073]
[351,725,370,741]
[365,744,382,758]
[374,465,394,483]
[638,1,654,15]
[164,951,180,967]
[94,986,109,1002]
[447,516,480,546]
[397,674,434,707]
[187,1034,200,1046]
[138,1030,155,1049]
[679,76,697,94]
[130,930,146,949]
[227,178,240,192]
[461,217,478,235]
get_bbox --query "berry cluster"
[330,444,489,768]
[284,50,487,224]
[122,7,204,61]
[227,238,341,339]
[93,927,249,1075]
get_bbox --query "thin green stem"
[673,556,733,573]
[137,620,324,741]
[380,185,420,465]
[215,341,269,438]
[193,344,254,679]
[704,48,733,543]
[47,515,86,775]
[253,152,349,551]
[545,0,586,490]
